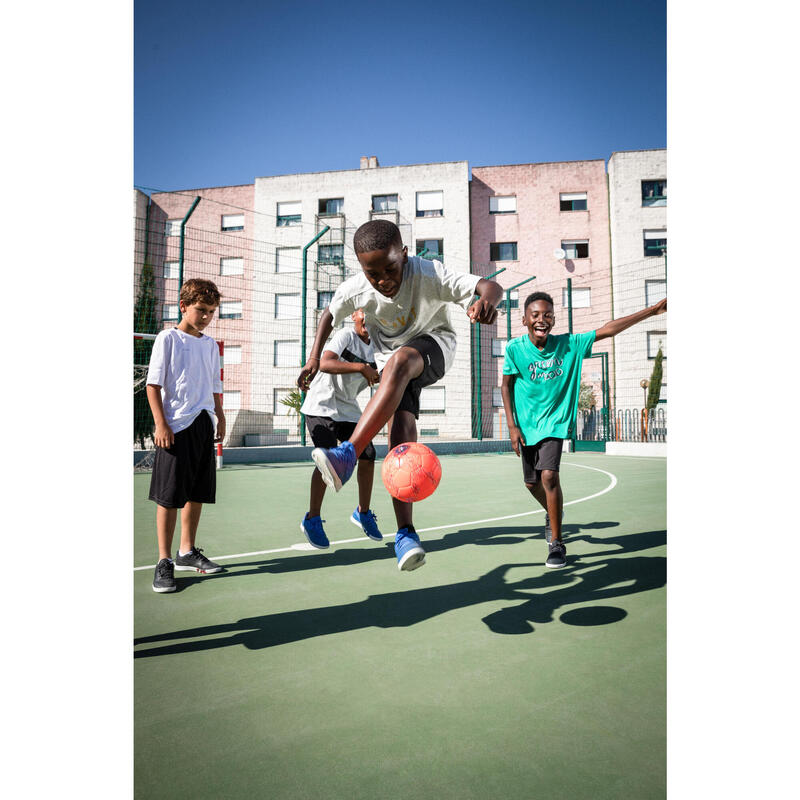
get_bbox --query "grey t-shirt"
[300,328,376,422]
[327,256,480,372]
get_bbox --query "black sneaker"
[544,510,564,544]
[153,558,176,593]
[174,547,222,574]
[545,539,567,569]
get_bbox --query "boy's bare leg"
[156,505,178,560]
[356,459,374,511]
[389,408,418,530]
[178,501,203,553]
[539,470,563,541]
[348,347,424,456]
[309,469,326,517]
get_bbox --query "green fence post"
[300,225,331,446]
[177,196,201,304]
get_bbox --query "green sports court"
[134,451,666,799]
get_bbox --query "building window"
[220,257,244,276]
[273,388,294,416]
[647,331,666,359]
[561,240,589,259]
[658,383,667,404]
[499,290,519,312]
[492,339,507,357]
[372,194,398,212]
[489,196,516,214]
[274,339,299,367]
[223,390,241,410]
[275,247,300,273]
[277,201,302,226]
[416,190,443,217]
[562,287,591,308]
[560,192,587,211]
[275,293,300,319]
[220,300,243,319]
[642,180,667,207]
[318,197,343,215]
[490,242,518,261]
[224,345,242,365]
[163,261,179,279]
[644,230,667,257]
[221,214,244,231]
[317,291,334,309]
[492,387,504,407]
[419,386,445,413]
[318,244,344,264]
[416,239,443,258]
[165,219,181,237]
[162,303,179,321]
[645,279,667,306]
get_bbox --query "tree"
[280,389,305,436]
[134,262,159,447]
[578,381,597,411]
[646,345,664,411]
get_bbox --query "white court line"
[133,462,617,571]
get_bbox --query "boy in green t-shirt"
[501,291,667,568]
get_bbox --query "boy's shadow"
[135,527,665,657]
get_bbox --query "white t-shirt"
[146,328,222,433]
[327,256,480,372]
[300,328,376,422]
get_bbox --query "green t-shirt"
[502,331,596,445]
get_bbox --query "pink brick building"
[470,160,613,434]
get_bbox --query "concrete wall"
[607,149,668,409]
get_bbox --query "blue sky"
[134,0,665,191]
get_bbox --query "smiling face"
[523,299,555,347]
[356,243,408,299]
[178,300,217,336]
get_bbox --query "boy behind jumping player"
[501,290,667,569]
[297,219,503,572]
[146,278,226,593]
[299,309,383,548]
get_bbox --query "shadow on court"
[134,527,665,658]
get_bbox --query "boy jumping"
[146,278,226,593]
[501,290,667,569]
[299,309,383,548]
[297,220,503,571]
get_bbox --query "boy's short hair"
[524,291,555,311]
[180,278,221,307]
[353,220,403,254]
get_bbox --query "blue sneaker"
[394,526,426,571]
[350,508,383,541]
[311,441,356,492]
[300,513,329,549]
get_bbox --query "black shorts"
[149,411,216,508]
[520,437,563,485]
[305,416,376,461]
[384,335,446,419]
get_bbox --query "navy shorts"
[305,416,376,461]
[149,411,216,508]
[384,335,446,419]
[520,437,563,485]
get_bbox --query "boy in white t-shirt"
[299,309,382,549]
[146,279,226,593]
[297,220,502,571]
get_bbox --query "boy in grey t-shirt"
[297,220,503,571]
[299,309,383,549]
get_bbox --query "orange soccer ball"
[382,442,442,503]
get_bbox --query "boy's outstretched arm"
[594,297,667,341]
[501,374,525,456]
[467,278,504,324]
[297,308,334,390]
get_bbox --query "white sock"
[178,549,192,557]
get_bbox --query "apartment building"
[470,160,613,434]
[607,149,667,409]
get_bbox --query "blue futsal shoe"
[350,508,383,541]
[311,441,356,492]
[300,513,330,549]
[394,526,426,572]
